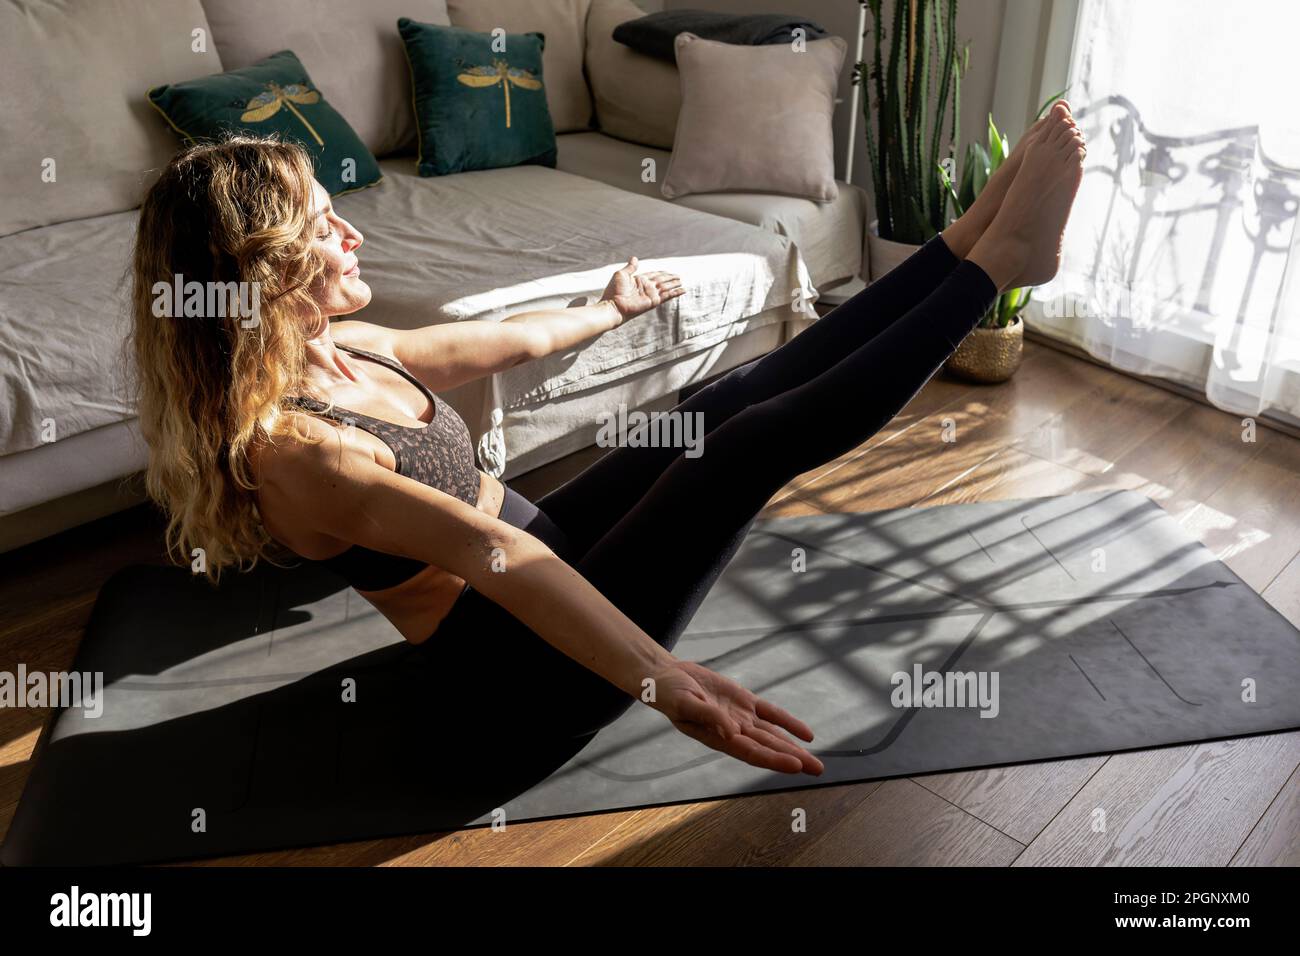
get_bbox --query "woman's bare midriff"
[355,469,504,646]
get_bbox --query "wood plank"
[969,342,1122,437]
[1014,732,1300,866]
[781,375,978,496]
[792,344,1131,514]
[379,812,637,867]
[181,811,639,867]
[707,313,1055,497]
[569,782,881,866]
[760,494,824,518]
[787,778,1023,865]
[1230,764,1300,866]
[1103,402,1266,521]
[1178,437,1300,592]
[914,756,1108,846]
[0,727,41,840]
[918,447,1140,508]
[1013,368,1189,475]
[374,812,637,867]
[790,400,1011,513]
[777,334,1102,503]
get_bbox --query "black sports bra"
[285,342,482,591]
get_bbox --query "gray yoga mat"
[6,490,1300,865]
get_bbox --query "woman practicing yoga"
[129,103,1085,776]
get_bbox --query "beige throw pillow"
[447,0,593,133]
[662,32,845,203]
[0,0,224,237]
[586,0,680,149]
[199,0,450,158]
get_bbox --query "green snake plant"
[938,93,1065,328]
[854,0,968,245]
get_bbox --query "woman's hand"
[600,256,686,323]
[645,660,825,775]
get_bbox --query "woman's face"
[303,178,371,321]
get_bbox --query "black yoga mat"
[6,490,1300,865]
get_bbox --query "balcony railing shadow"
[1073,94,1299,349]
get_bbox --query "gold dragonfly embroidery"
[240,82,324,145]
[456,59,543,128]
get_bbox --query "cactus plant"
[853,0,968,245]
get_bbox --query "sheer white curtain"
[1030,0,1300,424]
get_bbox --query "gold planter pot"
[945,314,1024,383]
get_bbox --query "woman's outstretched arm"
[332,257,685,393]
[259,421,821,775]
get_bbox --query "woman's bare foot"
[939,104,1063,259]
[966,104,1086,292]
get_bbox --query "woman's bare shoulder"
[250,412,370,553]
[252,408,358,473]
[329,319,398,358]
[252,411,351,486]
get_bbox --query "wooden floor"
[2,339,1298,866]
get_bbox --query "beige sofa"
[0,0,866,552]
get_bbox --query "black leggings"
[407,234,997,738]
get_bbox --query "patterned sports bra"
[285,342,482,591]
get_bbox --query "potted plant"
[938,99,1063,383]
[854,0,967,280]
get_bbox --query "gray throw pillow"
[661,32,845,203]
[587,0,681,149]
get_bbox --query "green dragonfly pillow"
[398,18,557,177]
[147,50,382,196]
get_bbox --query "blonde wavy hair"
[127,134,335,585]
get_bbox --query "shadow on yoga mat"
[6,490,1300,865]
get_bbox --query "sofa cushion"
[586,0,680,149]
[556,132,865,288]
[147,50,382,195]
[447,0,593,133]
[198,0,450,158]
[398,20,556,177]
[0,209,139,458]
[662,33,845,202]
[0,0,223,238]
